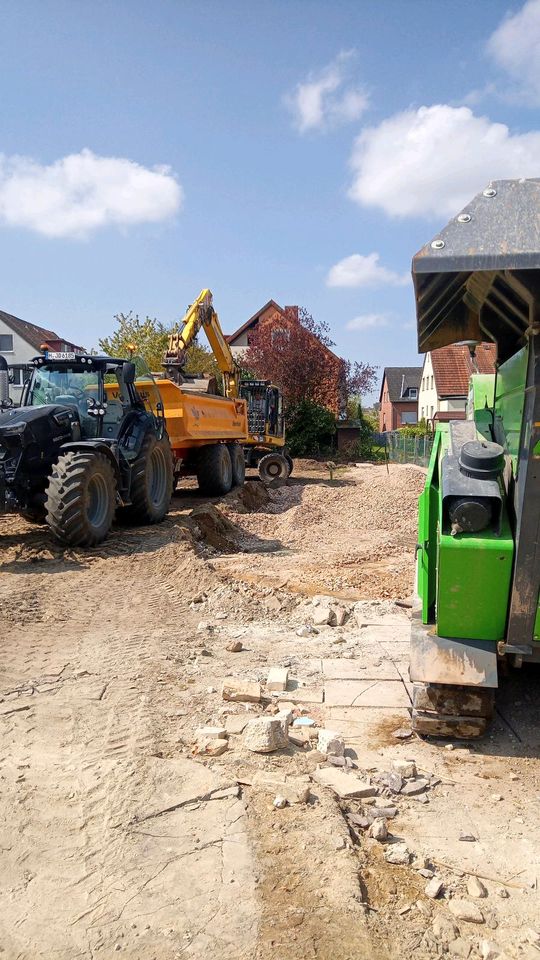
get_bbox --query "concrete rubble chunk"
[368,817,388,842]
[425,877,444,899]
[391,759,417,778]
[481,942,502,960]
[197,726,227,740]
[226,640,243,652]
[448,899,485,924]
[384,843,411,865]
[244,716,288,753]
[288,729,310,748]
[326,754,347,767]
[296,624,318,637]
[273,795,287,808]
[401,778,430,795]
[459,833,477,842]
[467,876,488,898]
[267,667,289,692]
[222,680,261,703]
[317,729,345,757]
[330,606,348,627]
[449,938,472,958]
[210,786,240,800]
[393,726,414,740]
[312,607,332,626]
[432,914,459,943]
[200,738,228,757]
[224,715,248,735]
[312,767,378,800]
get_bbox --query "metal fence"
[385,431,434,467]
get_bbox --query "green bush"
[397,418,430,438]
[286,400,337,457]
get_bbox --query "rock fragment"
[224,715,248,735]
[425,877,444,899]
[448,899,484,923]
[368,818,388,842]
[317,729,345,756]
[312,767,377,800]
[296,624,318,637]
[391,759,417,778]
[449,938,472,958]
[196,726,227,740]
[226,640,243,652]
[222,680,261,703]
[401,778,430,795]
[393,726,414,740]
[273,795,287,809]
[199,738,228,757]
[467,876,488,899]
[267,667,289,692]
[432,914,459,943]
[312,607,332,626]
[244,716,288,753]
[384,843,411,865]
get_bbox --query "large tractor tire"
[125,433,173,524]
[284,453,294,476]
[45,451,116,547]
[227,443,246,488]
[196,444,233,496]
[258,452,290,483]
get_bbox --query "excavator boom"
[164,288,240,398]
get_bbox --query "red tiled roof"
[431,343,496,398]
[227,300,284,343]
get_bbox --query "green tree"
[286,399,336,457]
[99,312,169,371]
[99,312,222,382]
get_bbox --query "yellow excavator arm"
[164,288,241,398]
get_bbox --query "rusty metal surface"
[412,179,540,357]
[410,616,498,688]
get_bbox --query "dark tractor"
[0,351,173,546]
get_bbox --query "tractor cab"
[23,351,164,443]
[240,379,284,441]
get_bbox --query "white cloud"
[346,313,391,331]
[285,51,368,133]
[487,0,540,104]
[349,104,540,218]
[327,252,409,288]
[0,148,183,238]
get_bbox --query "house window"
[271,327,290,345]
[430,405,434,417]
[10,367,23,385]
[409,388,417,399]
[401,411,418,425]
[421,406,424,418]
[431,375,434,389]
[0,334,14,352]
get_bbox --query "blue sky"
[2,0,540,397]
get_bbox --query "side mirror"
[123,362,136,385]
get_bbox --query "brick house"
[0,308,84,403]
[226,300,346,416]
[418,343,497,427]
[379,367,422,432]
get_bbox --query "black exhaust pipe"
[0,356,9,404]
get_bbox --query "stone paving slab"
[324,679,411,709]
[325,706,412,761]
[356,625,410,644]
[321,658,401,681]
[278,685,324,704]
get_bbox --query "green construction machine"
[410,178,540,738]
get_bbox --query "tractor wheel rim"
[149,446,168,506]
[87,474,109,528]
[268,461,281,476]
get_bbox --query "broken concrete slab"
[312,767,378,800]
[321,658,401,682]
[225,715,248,735]
[278,686,323,704]
[222,680,261,703]
[324,679,411,709]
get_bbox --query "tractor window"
[28,365,101,438]
[132,355,163,418]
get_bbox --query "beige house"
[418,343,497,426]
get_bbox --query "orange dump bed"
[153,378,248,451]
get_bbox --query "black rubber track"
[45,451,116,547]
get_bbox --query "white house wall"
[418,353,438,420]
[0,318,38,401]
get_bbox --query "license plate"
[46,351,76,361]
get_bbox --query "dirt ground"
[1,461,539,960]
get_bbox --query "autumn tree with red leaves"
[242,306,376,417]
